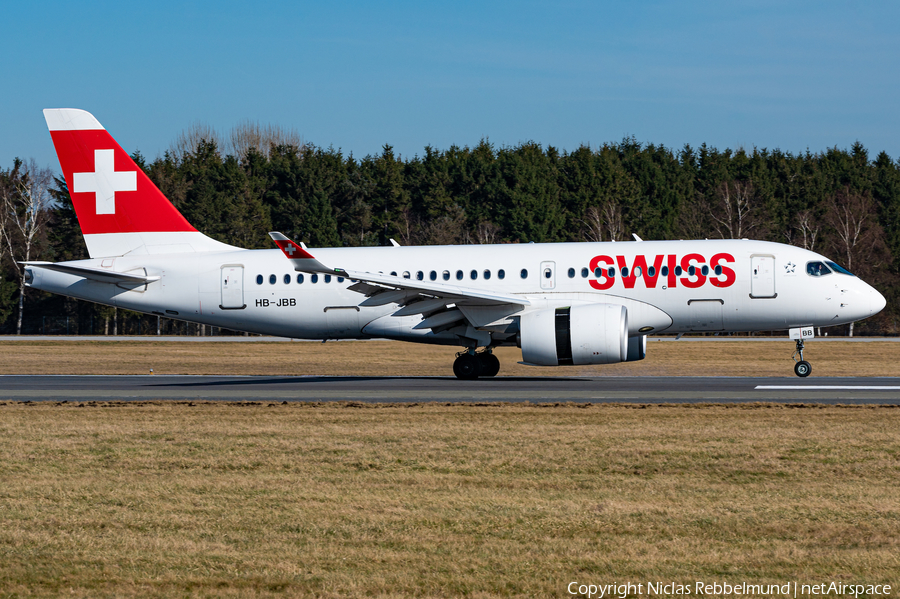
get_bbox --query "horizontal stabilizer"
[23,262,160,285]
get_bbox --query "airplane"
[25,109,886,379]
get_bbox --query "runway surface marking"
[756,385,900,390]
[3,376,898,404]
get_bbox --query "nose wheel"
[453,349,500,379]
[792,339,812,377]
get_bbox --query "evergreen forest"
[1,132,898,336]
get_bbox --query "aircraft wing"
[23,262,160,284]
[270,232,529,333]
[269,232,529,307]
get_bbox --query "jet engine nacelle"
[519,303,630,366]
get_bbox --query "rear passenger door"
[220,265,245,309]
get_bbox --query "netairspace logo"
[566,581,892,598]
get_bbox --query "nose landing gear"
[792,338,812,377]
[453,349,500,379]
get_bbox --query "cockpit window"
[825,261,856,277]
[806,261,832,277]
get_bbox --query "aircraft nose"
[871,287,887,315]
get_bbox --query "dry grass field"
[0,338,899,377]
[1,340,898,597]
[0,403,898,598]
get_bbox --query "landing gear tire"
[477,352,500,377]
[792,338,812,378]
[453,353,481,380]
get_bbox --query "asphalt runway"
[2,375,899,404]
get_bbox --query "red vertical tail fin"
[44,108,235,258]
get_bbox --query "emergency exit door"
[750,255,776,298]
[220,265,246,309]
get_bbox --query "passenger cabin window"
[470,269,477,280]
[256,275,263,285]
[430,270,437,281]
[297,274,304,284]
[807,261,832,277]
[402,271,410,279]
[456,270,464,280]
[714,265,722,276]
[543,268,552,279]
[443,270,450,281]
[568,268,575,278]
[520,269,528,279]
[634,266,642,277]
[661,266,669,277]
[283,274,291,284]
[416,271,424,281]
[391,271,397,277]
[324,275,332,283]
[498,269,505,280]
[311,274,318,283]
[581,267,589,278]
[648,266,656,277]
[269,274,276,285]
[483,269,491,280]
[701,265,709,276]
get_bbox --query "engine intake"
[519,303,630,366]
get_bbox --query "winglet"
[269,232,342,274]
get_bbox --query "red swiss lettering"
[666,254,678,288]
[709,253,736,288]
[679,253,706,288]
[589,255,615,290]
[616,255,665,289]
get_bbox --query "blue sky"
[4,0,899,171]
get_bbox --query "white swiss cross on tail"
[73,149,137,215]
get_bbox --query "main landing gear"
[792,338,812,378]
[453,349,500,380]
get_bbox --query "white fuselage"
[27,239,884,344]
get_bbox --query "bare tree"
[824,187,890,336]
[709,180,758,239]
[395,207,415,246]
[794,210,820,251]
[580,205,604,242]
[580,203,624,242]
[2,160,53,334]
[0,163,18,324]
[229,120,303,161]
[171,120,303,162]
[171,122,223,158]
[473,220,501,245]
[824,188,885,274]
[602,202,625,241]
